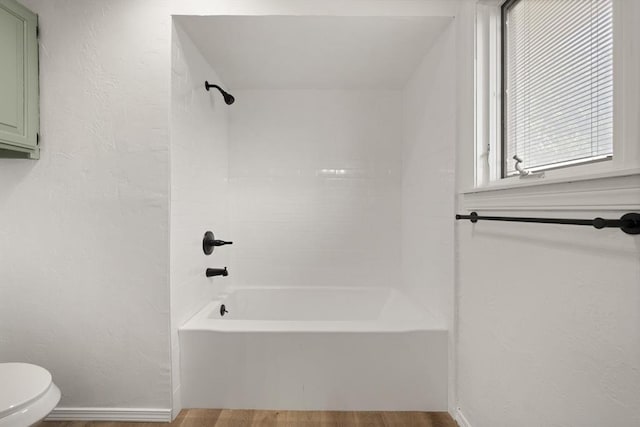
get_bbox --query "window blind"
[503,0,613,176]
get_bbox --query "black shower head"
[205,81,235,105]
[223,92,235,105]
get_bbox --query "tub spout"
[206,267,228,278]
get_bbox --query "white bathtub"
[179,287,448,411]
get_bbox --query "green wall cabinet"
[0,0,38,159]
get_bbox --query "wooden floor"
[37,409,458,427]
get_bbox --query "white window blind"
[503,0,613,176]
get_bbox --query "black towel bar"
[455,212,640,235]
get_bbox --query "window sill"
[461,167,640,211]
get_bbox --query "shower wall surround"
[228,90,402,289]
[401,21,455,327]
[170,22,230,416]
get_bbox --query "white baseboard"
[46,407,172,422]
[456,407,473,427]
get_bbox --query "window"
[501,0,614,177]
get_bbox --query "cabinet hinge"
[36,25,40,38]
[36,133,40,145]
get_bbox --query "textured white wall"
[0,0,172,409]
[401,21,455,327]
[454,1,640,426]
[456,213,640,427]
[169,21,230,416]
[228,90,402,288]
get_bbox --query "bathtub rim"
[180,286,447,333]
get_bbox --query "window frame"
[500,0,510,179]
[471,0,639,194]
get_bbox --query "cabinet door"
[0,0,38,158]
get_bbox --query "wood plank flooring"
[37,409,458,427]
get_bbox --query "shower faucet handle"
[202,231,233,255]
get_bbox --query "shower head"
[221,92,235,105]
[205,81,235,105]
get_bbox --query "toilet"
[0,363,61,427]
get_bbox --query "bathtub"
[179,287,448,411]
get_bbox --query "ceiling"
[177,15,452,90]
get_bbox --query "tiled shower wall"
[228,90,402,288]
[170,21,230,415]
[401,22,456,327]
